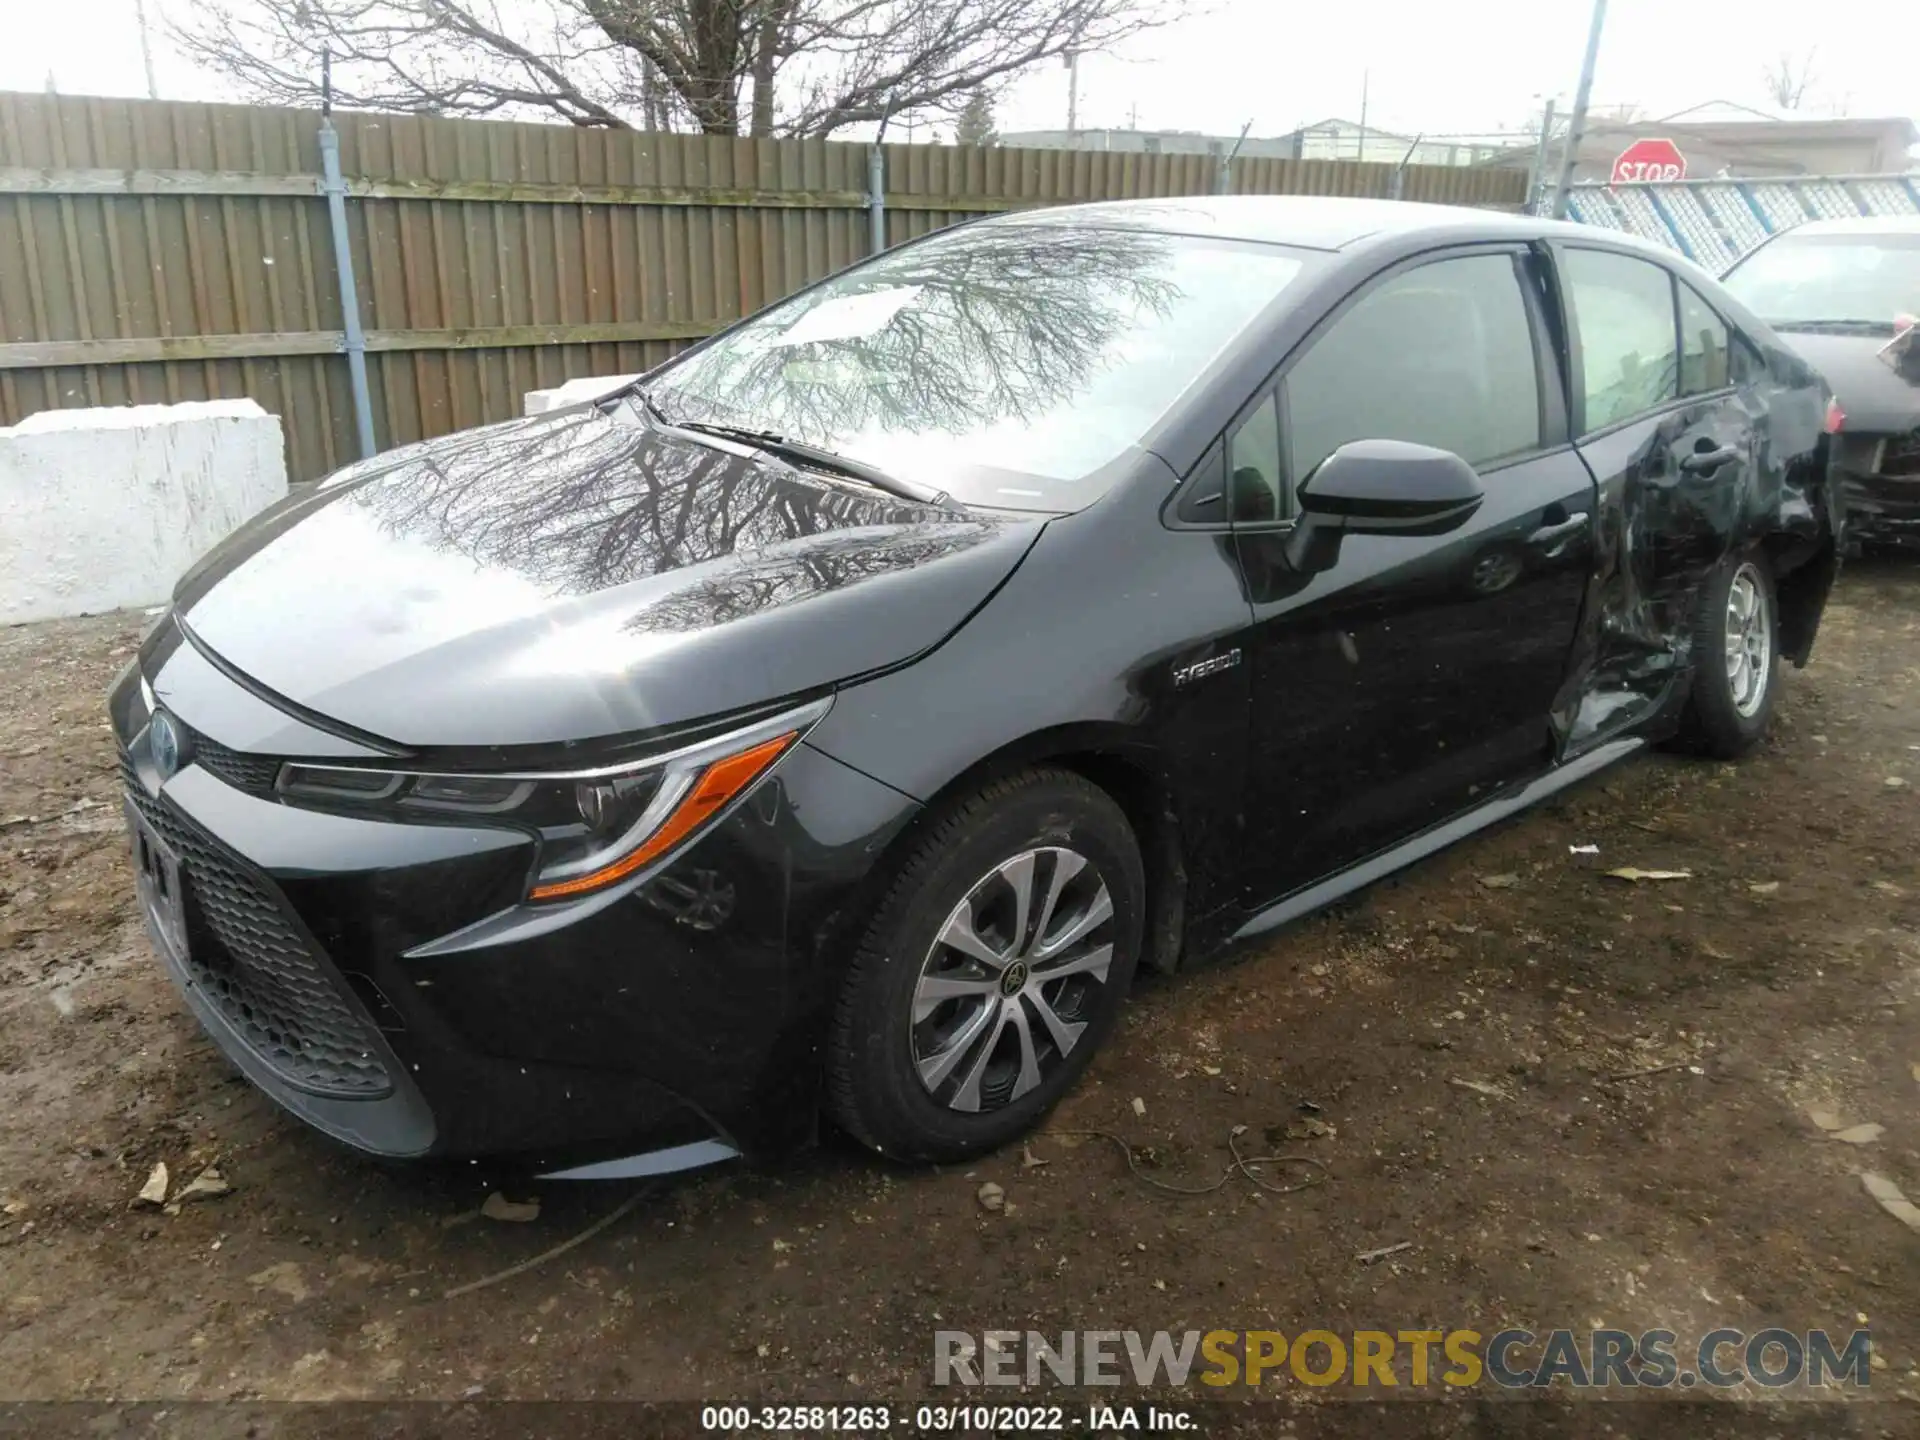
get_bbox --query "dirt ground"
[3,565,1919,1434]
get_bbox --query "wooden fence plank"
[0,92,1527,479]
[0,319,726,368]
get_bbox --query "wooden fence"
[0,92,1529,481]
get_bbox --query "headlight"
[277,698,828,902]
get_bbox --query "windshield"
[643,223,1308,511]
[1723,231,1920,326]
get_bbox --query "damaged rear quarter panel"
[1545,249,1838,754]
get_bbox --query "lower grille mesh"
[122,758,392,1098]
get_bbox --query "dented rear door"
[1546,242,1832,755]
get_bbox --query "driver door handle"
[1527,512,1590,550]
[1680,444,1741,474]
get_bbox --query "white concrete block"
[1,400,288,624]
[523,373,642,415]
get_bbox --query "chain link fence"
[1560,176,1920,273]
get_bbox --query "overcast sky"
[6,0,1916,143]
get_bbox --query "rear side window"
[1563,249,1679,431]
[1284,252,1543,481]
[1678,283,1732,395]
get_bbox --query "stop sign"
[1610,138,1688,185]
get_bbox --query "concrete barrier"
[1,400,288,624]
[523,373,642,415]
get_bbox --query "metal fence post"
[317,112,377,460]
[1526,100,1556,213]
[1214,120,1253,197]
[1388,136,1421,202]
[867,143,887,255]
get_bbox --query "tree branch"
[167,0,1175,138]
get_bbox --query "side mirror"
[1297,440,1484,535]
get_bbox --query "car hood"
[1776,330,1920,434]
[172,403,1043,751]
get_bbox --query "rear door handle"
[1680,444,1741,474]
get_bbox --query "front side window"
[645,223,1308,512]
[1228,393,1284,522]
[1722,231,1920,327]
[1564,248,1679,431]
[1283,253,1543,483]
[1678,282,1732,395]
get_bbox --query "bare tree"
[1761,49,1819,111]
[167,0,1174,137]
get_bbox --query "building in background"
[1271,118,1517,167]
[1481,102,1918,180]
[996,120,1509,167]
[997,127,1285,159]
[1001,104,1919,180]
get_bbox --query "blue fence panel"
[1851,176,1920,215]
[1559,176,1920,273]
[1563,188,1620,228]
[1744,182,1814,234]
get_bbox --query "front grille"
[1884,430,1920,478]
[122,757,393,1098]
[183,725,282,795]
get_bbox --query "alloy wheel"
[1469,550,1523,594]
[1725,561,1772,718]
[909,846,1116,1114]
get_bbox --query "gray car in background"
[1722,216,1920,551]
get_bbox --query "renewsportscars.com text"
[933,1327,1873,1390]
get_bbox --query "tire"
[1675,549,1780,759]
[825,769,1145,1163]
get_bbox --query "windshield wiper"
[1770,318,1898,335]
[682,421,950,508]
[629,393,949,508]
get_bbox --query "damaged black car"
[1722,216,1920,551]
[111,197,1841,1177]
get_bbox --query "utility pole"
[641,61,662,131]
[1065,49,1080,142]
[1357,69,1368,161]
[1550,0,1608,219]
[132,0,160,98]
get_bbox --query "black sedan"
[1721,216,1920,550]
[111,197,1840,1176]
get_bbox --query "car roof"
[977,193,1650,255]
[1770,215,1920,238]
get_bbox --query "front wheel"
[1676,551,1779,758]
[825,770,1144,1163]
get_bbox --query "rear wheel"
[1676,550,1779,758]
[825,770,1144,1162]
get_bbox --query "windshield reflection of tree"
[350,410,987,608]
[651,226,1184,447]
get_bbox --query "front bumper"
[111,625,921,1171]
[1836,431,1920,549]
